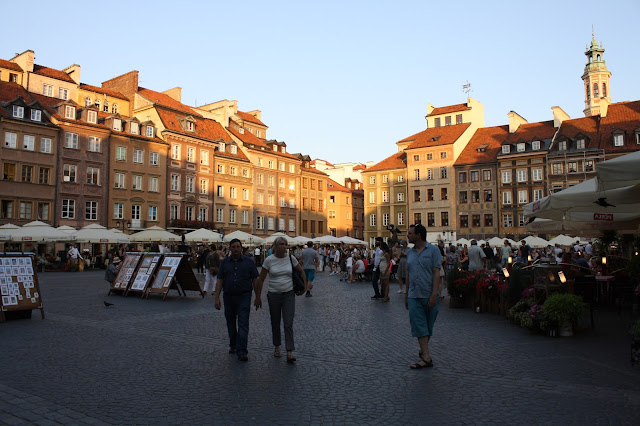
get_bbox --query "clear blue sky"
[4,0,639,165]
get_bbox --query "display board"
[109,253,143,294]
[125,253,162,297]
[146,254,203,300]
[0,253,44,321]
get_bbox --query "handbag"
[290,255,306,296]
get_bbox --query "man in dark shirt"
[519,241,531,266]
[215,239,260,361]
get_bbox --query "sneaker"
[397,290,403,294]
[305,292,313,297]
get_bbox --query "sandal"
[274,348,282,358]
[286,351,296,364]
[410,356,433,369]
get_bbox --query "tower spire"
[582,31,611,117]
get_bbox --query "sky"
[3,0,639,165]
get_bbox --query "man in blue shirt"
[215,239,260,362]
[405,224,442,369]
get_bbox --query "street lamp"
[115,219,130,233]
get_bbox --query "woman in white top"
[346,252,354,282]
[256,237,307,363]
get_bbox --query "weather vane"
[462,81,472,96]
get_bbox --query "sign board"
[109,253,143,294]
[0,253,44,321]
[146,254,202,300]
[126,253,162,297]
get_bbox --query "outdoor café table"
[595,275,615,304]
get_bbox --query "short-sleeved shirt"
[468,245,486,271]
[407,243,442,299]
[262,254,299,293]
[301,247,318,270]
[217,255,259,295]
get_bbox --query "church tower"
[582,32,612,117]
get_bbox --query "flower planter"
[449,294,467,308]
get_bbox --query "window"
[459,172,467,183]
[133,175,143,191]
[217,164,225,174]
[456,114,463,124]
[230,187,237,199]
[472,215,481,227]
[148,206,158,221]
[382,174,388,183]
[517,169,527,182]
[484,190,492,202]
[613,134,624,147]
[439,211,448,226]
[94,99,100,110]
[115,173,125,189]
[41,137,51,153]
[64,105,75,119]
[186,176,195,192]
[531,140,540,150]
[502,145,510,154]
[243,168,249,178]
[567,161,578,173]
[216,208,224,222]
[268,160,274,169]
[279,162,285,171]
[483,169,491,181]
[256,216,264,230]
[63,164,77,183]
[440,167,447,179]
[62,199,75,219]
[440,152,447,159]
[269,176,275,187]
[268,217,275,231]
[503,214,513,228]
[519,214,526,227]
[470,171,479,182]
[243,189,249,200]
[459,191,468,203]
[329,210,336,219]
[187,147,195,163]
[593,83,599,97]
[445,116,451,126]
[413,154,420,161]
[558,140,567,151]
[59,88,69,100]
[369,214,376,226]
[279,178,285,189]
[434,117,441,127]
[86,167,100,185]
[146,126,155,138]
[383,213,389,227]
[471,190,479,203]
[551,163,563,174]
[289,218,295,231]
[428,213,435,227]
[149,177,159,192]
[369,176,376,184]
[171,144,180,160]
[170,205,179,220]
[4,132,17,149]
[441,188,448,200]
[280,196,286,207]
[484,214,493,227]
[3,163,16,181]
[427,189,434,201]
[460,215,468,228]
[242,210,249,225]
[130,122,139,135]
[382,191,389,203]
[289,164,295,173]
[65,132,78,149]
[116,146,126,161]
[12,106,24,118]
[501,170,512,183]
[0,200,13,219]
[39,167,50,184]
[518,190,528,204]
[23,135,35,151]
[230,145,238,155]
[369,192,376,203]
[397,212,405,226]
[186,121,195,132]
[414,190,421,202]
[517,143,525,152]
[532,168,542,181]
[150,152,159,166]
[85,201,98,220]
[289,198,296,208]
[21,165,33,182]
[200,179,208,195]
[170,174,180,191]
[112,119,122,131]
[427,169,433,180]
[132,204,141,220]
[87,110,97,124]
[502,191,512,204]
[426,153,433,160]
[584,160,594,172]
[257,158,263,167]
[216,185,224,197]
[133,149,143,163]
[397,192,405,202]
[19,202,32,219]
[576,139,585,149]
[43,84,53,96]
[346,211,351,220]
[229,209,236,224]
[414,213,422,224]
[88,137,101,152]
[533,189,544,201]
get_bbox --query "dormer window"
[558,140,567,151]
[576,139,585,149]
[256,130,261,137]
[272,145,277,151]
[230,145,237,154]
[445,116,452,126]
[186,121,195,132]
[131,122,139,135]
[239,128,245,134]
[31,109,41,122]
[87,110,97,124]
[502,145,510,154]
[58,88,69,100]
[434,117,441,127]
[613,133,624,147]
[219,142,225,152]
[12,106,24,119]
[113,118,122,131]
[281,147,285,153]
[85,97,92,107]
[531,140,540,150]
[476,144,488,153]
[64,105,75,119]
[103,101,109,113]
[145,126,155,138]
[517,143,525,152]
[112,103,118,114]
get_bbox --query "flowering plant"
[477,274,506,297]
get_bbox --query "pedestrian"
[379,242,391,302]
[501,240,512,267]
[405,223,442,369]
[203,244,221,295]
[519,240,531,265]
[104,256,121,285]
[301,242,318,297]
[371,238,383,299]
[467,240,486,271]
[255,236,307,363]
[214,239,260,362]
[68,244,81,265]
[395,239,409,294]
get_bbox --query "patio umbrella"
[223,230,265,245]
[72,224,130,244]
[455,238,471,246]
[548,234,577,246]
[0,223,20,241]
[128,226,181,243]
[57,225,77,234]
[11,221,74,242]
[596,150,640,191]
[184,228,223,243]
[294,235,313,245]
[264,232,298,245]
[487,236,507,247]
[340,236,368,245]
[312,235,342,244]
[523,235,549,248]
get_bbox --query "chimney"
[507,111,528,134]
[102,71,139,102]
[63,64,81,84]
[551,106,570,128]
[599,98,609,118]
[426,103,435,116]
[10,50,35,73]
[246,109,262,121]
[162,87,182,103]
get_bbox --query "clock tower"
[582,32,612,117]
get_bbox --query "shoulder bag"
[290,255,306,296]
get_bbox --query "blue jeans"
[223,293,252,356]
[371,268,381,296]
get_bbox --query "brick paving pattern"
[1,269,639,424]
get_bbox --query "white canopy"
[455,238,471,246]
[0,223,20,241]
[184,228,223,243]
[129,226,181,243]
[72,224,130,244]
[523,235,549,248]
[264,232,298,245]
[294,235,313,245]
[223,230,265,245]
[312,235,342,244]
[57,225,77,234]
[548,234,578,246]
[340,236,368,245]
[487,236,508,247]
[596,150,640,191]
[11,221,74,242]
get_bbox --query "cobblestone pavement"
[1,269,640,425]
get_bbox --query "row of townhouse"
[363,36,640,245]
[0,51,364,239]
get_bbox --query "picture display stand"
[0,253,44,322]
[125,253,162,297]
[109,253,143,295]
[146,254,203,300]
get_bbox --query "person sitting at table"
[560,252,573,268]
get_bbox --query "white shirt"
[585,243,593,255]
[262,254,298,293]
[68,247,80,259]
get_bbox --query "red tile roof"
[326,178,352,193]
[302,166,328,176]
[32,64,76,83]
[155,108,234,143]
[599,100,640,153]
[137,87,201,116]
[227,122,300,160]
[237,110,266,127]
[455,125,510,166]
[400,123,471,149]
[553,116,598,149]
[353,164,367,171]
[504,120,556,144]
[427,103,469,116]
[79,83,129,101]
[365,151,407,172]
[311,159,335,168]
[0,59,23,72]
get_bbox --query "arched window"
[94,99,100,110]
[586,84,590,100]
[594,83,599,98]
[85,97,92,107]
[112,103,118,114]
[602,83,607,97]
[103,101,109,112]
[597,54,601,61]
